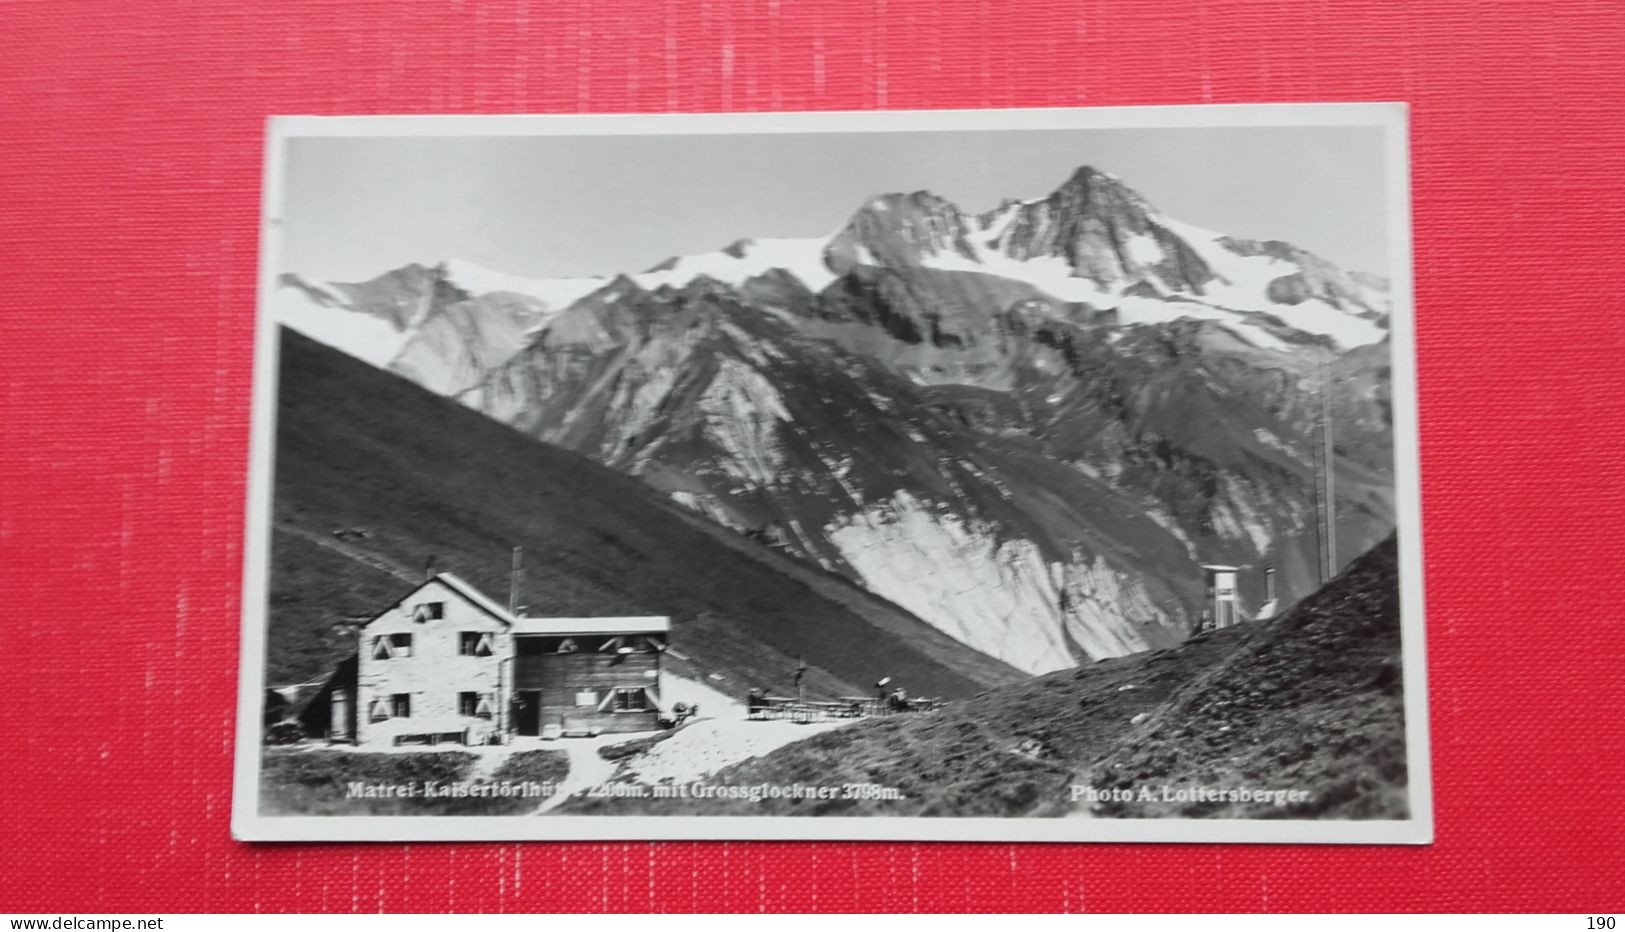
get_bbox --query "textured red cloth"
[2,0,1623,914]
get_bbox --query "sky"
[279,124,1390,283]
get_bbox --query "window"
[390,693,411,718]
[412,601,445,623]
[458,691,493,719]
[458,631,494,656]
[611,687,650,712]
[370,633,412,659]
[555,638,578,654]
[594,636,660,654]
[367,698,390,723]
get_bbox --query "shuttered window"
[458,632,494,656]
[370,633,412,659]
[458,691,493,719]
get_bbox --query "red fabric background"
[2,0,1622,913]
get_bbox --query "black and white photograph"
[232,105,1428,843]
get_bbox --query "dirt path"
[274,522,419,582]
[462,744,518,782]
[530,734,633,814]
[618,717,850,785]
[524,714,854,814]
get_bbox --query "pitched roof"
[433,572,519,626]
[361,573,518,628]
[362,573,668,635]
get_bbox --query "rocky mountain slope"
[273,165,1397,674]
[573,534,1406,819]
[1077,532,1407,819]
[267,328,1024,700]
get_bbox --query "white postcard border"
[232,102,1431,844]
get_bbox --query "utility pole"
[509,546,523,616]
[1314,350,1338,584]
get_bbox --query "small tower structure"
[1200,564,1241,632]
[1255,565,1280,621]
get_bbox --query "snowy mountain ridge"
[270,165,1398,676]
[277,165,1388,374]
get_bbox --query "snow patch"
[1156,219,1387,349]
[668,490,741,529]
[441,259,606,311]
[1261,298,1386,349]
[718,321,784,367]
[976,204,1021,246]
[920,248,1113,304]
[1206,476,1274,554]
[1143,506,1197,562]
[1221,321,1294,353]
[1123,233,1166,267]
[271,287,406,366]
[633,237,836,293]
[1251,427,1306,464]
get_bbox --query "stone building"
[333,573,670,746]
[356,574,516,746]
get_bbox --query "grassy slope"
[1084,532,1407,819]
[603,534,1405,819]
[266,328,1023,703]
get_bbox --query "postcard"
[232,103,1429,842]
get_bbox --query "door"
[330,687,351,742]
[514,690,541,737]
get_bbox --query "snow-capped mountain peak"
[825,190,979,273]
[271,164,1398,675]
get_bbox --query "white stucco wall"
[356,578,512,745]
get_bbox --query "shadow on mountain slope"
[267,328,1024,700]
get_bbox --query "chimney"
[1264,566,1277,605]
[423,555,437,580]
